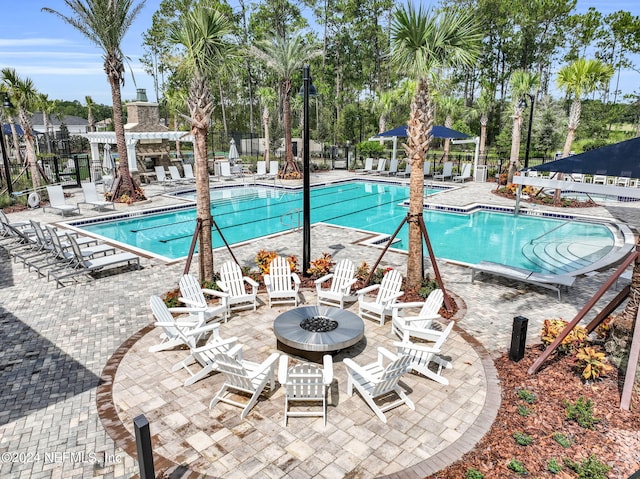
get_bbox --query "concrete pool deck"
[1,171,638,478]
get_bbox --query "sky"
[0,0,638,106]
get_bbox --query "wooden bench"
[470,261,576,299]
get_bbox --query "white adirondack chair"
[217,260,259,312]
[178,274,229,323]
[356,269,404,325]
[149,295,206,353]
[394,320,455,385]
[391,289,444,341]
[315,258,357,308]
[343,347,414,423]
[264,256,301,307]
[209,349,280,419]
[278,354,333,426]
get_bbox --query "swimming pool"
[71,181,624,274]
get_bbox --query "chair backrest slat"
[370,354,411,397]
[377,269,403,304]
[214,354,253,391]
[330,259,355,294]
[270,256,292,292]
[179,274,207,308]
[420,289,443,317]
[220,261,246,297]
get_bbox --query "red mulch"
[492,188,599,208]
[429,346,640,478]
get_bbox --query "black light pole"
[524,93,534,169]
[1,94,13,196]
[302,65,312,276]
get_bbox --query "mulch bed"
[492,188,599,208]
[429,346,640,478]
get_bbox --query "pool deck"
[1,171,639,478]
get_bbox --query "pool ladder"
[281,208,302,231]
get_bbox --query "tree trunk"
[109,76,135,199]
[507,108,523,184]
[479,114,488,162]
[19,111,41,190]
[194,124,214,280]
[174,116,182,158]
[555,99,581,202]
[405,78,433,290]
[282,79,299,176]
[262,106,270,162]
[443,115,453,162]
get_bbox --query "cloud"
[0,38,72,47]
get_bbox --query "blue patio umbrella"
[2,123,24,136]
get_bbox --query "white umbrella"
[102,143,115,175]
[228,138,240,164]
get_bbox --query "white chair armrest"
[177,296,205,308]
[201,288,229,299]
[356,284,380,296]
[278,355,289,384]
[343,358,379,384]
[243,276,259,288]
[393,341,440,355]
[226,343,244,360]
[250,352,280,379]
[380,291,404,306]
[291,272,301,285]
[264,274,271,287]
[166,305,201,315]
[192,336,238,354]
[217,281,229,293]
[184,322,221,339]
[391,301,426,310]
[314,273,334,285]
[403,314,441,324]
[377,346,399,364]
[322,354,333,385]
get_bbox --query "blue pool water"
[76,181,616,274]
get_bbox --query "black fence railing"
[0,154,91,195]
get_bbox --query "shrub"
[563,454,611,479]
[564,396,599,429]
[574,346,613,381]
[417,275,440,299]
[465,468,484,479]
[552,432,573,448]
[547,458,563,474]
[517,388,536,404]
[355,261,370,281]
[0,193,11,209]
[163,289,181,308]
[541,319,588,353]
[307,252,333,279]
[513,431,533,446]
[371,266,393,285]
[507,459,527,474]
[254,250,298,274]
[517,405,532,417]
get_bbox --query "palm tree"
[475,87,493,162]
[437,95,463,162]
[507,70,539,184]
[391,4,481,289]
[168,3,234,281]
[43,0,146,201]
[250,33,320,177]
[257,87,277,163]
[85,95,96,132]
[38,93,59,155]
[2,69,43,191]
[164,88,188,158]
[557,58,614,158]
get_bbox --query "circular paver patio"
[99,292,499,478]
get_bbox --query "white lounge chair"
[266,160,279,179]
[44,185,80,216]
[423,161,432,177]
[182,163,197,182]
[154,166,179,188]
[344,347,414,423]
[356,157,374,174]
[278,354,333,426]
[356,269,404,325]
[393,322,454,385]
[379,158,399,176]
[217,260,259,312]
[218,161,238,181]
[209,349,280,419]
[178,274,229,324]
[264,256,301,307]
[254,161,267,179]
[433,161,453,181]
[397,162,411,178]
[453,163,472,182]
[168,165,189,184]
[315,258,357,308]
[373,158,387,175]
[50,233,140,287]
[391,288,444,341]
[79,182,115,211]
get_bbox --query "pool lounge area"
[1,173,639,478]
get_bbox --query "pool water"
[77,181,616,274]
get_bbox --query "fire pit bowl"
[274,305,364,362]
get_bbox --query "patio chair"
[379,158,399,176]
[154,166,179,188]
[217,260,259,312]
[50,234,141,287]
[264,256,301,307]
[355,157,374,174]
[79,182,115,211]
[209,348,280,419]
[356,269,404,325]
[343,346,414,423]
[391,288,444,341]
[315,258,357,308]
[168,165,189,184]
[44,185,80,216]
[266,160,279,179]
[394,329,453,385]
[254,160,267,179]
[278,354,333,426]
[423,161,432,177]
[219,161,238,181]
[178,273,229,324]
[397,162,411,178]
[373,158,388,175]
[182,163,197,182]
[433,161,454,181]
[148,294,206,352]
[453,163,472,182]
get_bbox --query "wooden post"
[620,307,640,411]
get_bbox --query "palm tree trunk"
[263,106,270,163]
[109,77,135,198]
[555,99,581,202]
[19,111,41,190]
[194,125,214,280]
[507,109,523,184]
[282,79,299,176]
[479,115,488,162]
[406,78,433,289]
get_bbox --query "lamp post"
[523,93,535,169]
[1,94,13,196]
[300,65,317,276]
